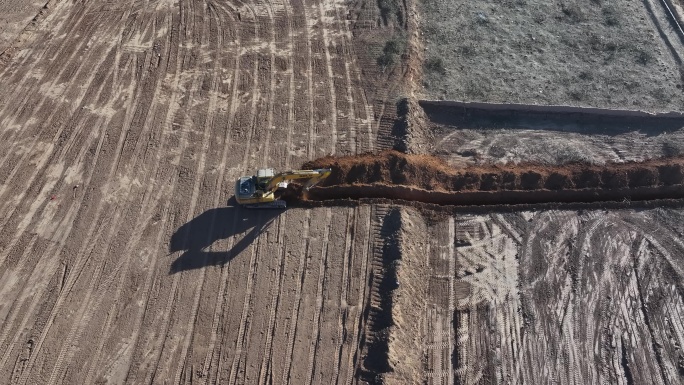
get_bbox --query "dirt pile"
[300,150,684,206]
[305,150,684,191]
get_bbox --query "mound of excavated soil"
[304,150,684,192]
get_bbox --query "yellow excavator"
[234,168,332,208]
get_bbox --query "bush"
[560,2,584,23]
[602,6,620,26]
[376,38,405,69]
[425,57,446,75]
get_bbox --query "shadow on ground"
[169,198,282,274]
[420,102,684,136]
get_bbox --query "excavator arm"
[265,169,332,191]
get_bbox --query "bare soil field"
[0,0,408,383]
[419,0,684,111]
[0,0,46,54]
[409,206,684,384]
[3,0,684,384]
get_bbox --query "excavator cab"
[234,168,331,208]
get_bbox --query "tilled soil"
[3,0,684,384]
[398,206,684,384]
[0,0,405,384]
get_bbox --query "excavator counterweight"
[234,168,332,208]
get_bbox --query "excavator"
[234,168,332,208]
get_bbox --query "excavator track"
[244,201,288,209]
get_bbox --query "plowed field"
[0,0,403,383]
[3,0,684,384]
[410,206,684,384]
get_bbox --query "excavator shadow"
[168,197,282,274]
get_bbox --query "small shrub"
[378,0,402,26]
[377,53,396,67]
[578,71,594,81]
[635,49,652,65]
[383,38,404,55]
[459,44,477,58]
[602,6,620,26]
[560,2,584,23]
[376,38,405,69]
[425,57,446,75]
[568,88,587,101]
[651,88,668,103]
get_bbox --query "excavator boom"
[234,168,332,208]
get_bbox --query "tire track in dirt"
[0,95,118,368]
[330,208,354,383]
[0,1,85,133]
[100,12,202,385]
[168,2,233,382]
[304,208,333,385]
[314,0,337,154]
[226,212,264,385]
[187,1,246,382]
[76,10,190,385]
[190,2,269,382]
[215,3,283,384]
[135,4,228,382]
[253,1,301,381]
[0,6,110,186]
[301,0,316,158]
[341,205,372,385]
[0,13,124,263]
[279,210,312,384]
[256,215,288,385]
[10,7,180,383]
[0,6,146,373]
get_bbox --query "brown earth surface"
[401,206,684,384]
[3,0,684,384]
[0,0,409,384]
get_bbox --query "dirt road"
[0,0,402,383]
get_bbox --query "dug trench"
[286,149,684,383]
[288,150,684,207]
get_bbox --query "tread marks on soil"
[331,208,355,384]
[342,205,373,385]
[0,31,121,266]
[280,210,312,384]
[148,6,238,385]
[256,215,289,385]
[299,0,316,158]
[78,17,181,381]
[195,3,247,383]
[314,0,338,155]
[632,236,671,385]
[641,0,684,65]
[257,0,278,168]
[134,11,214,385]
[356,206,402,383]
[171,2,229,383]
[305,208,333,385]
[226,214,265,385]
[0,5,153,380]
[0,2,89,141]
